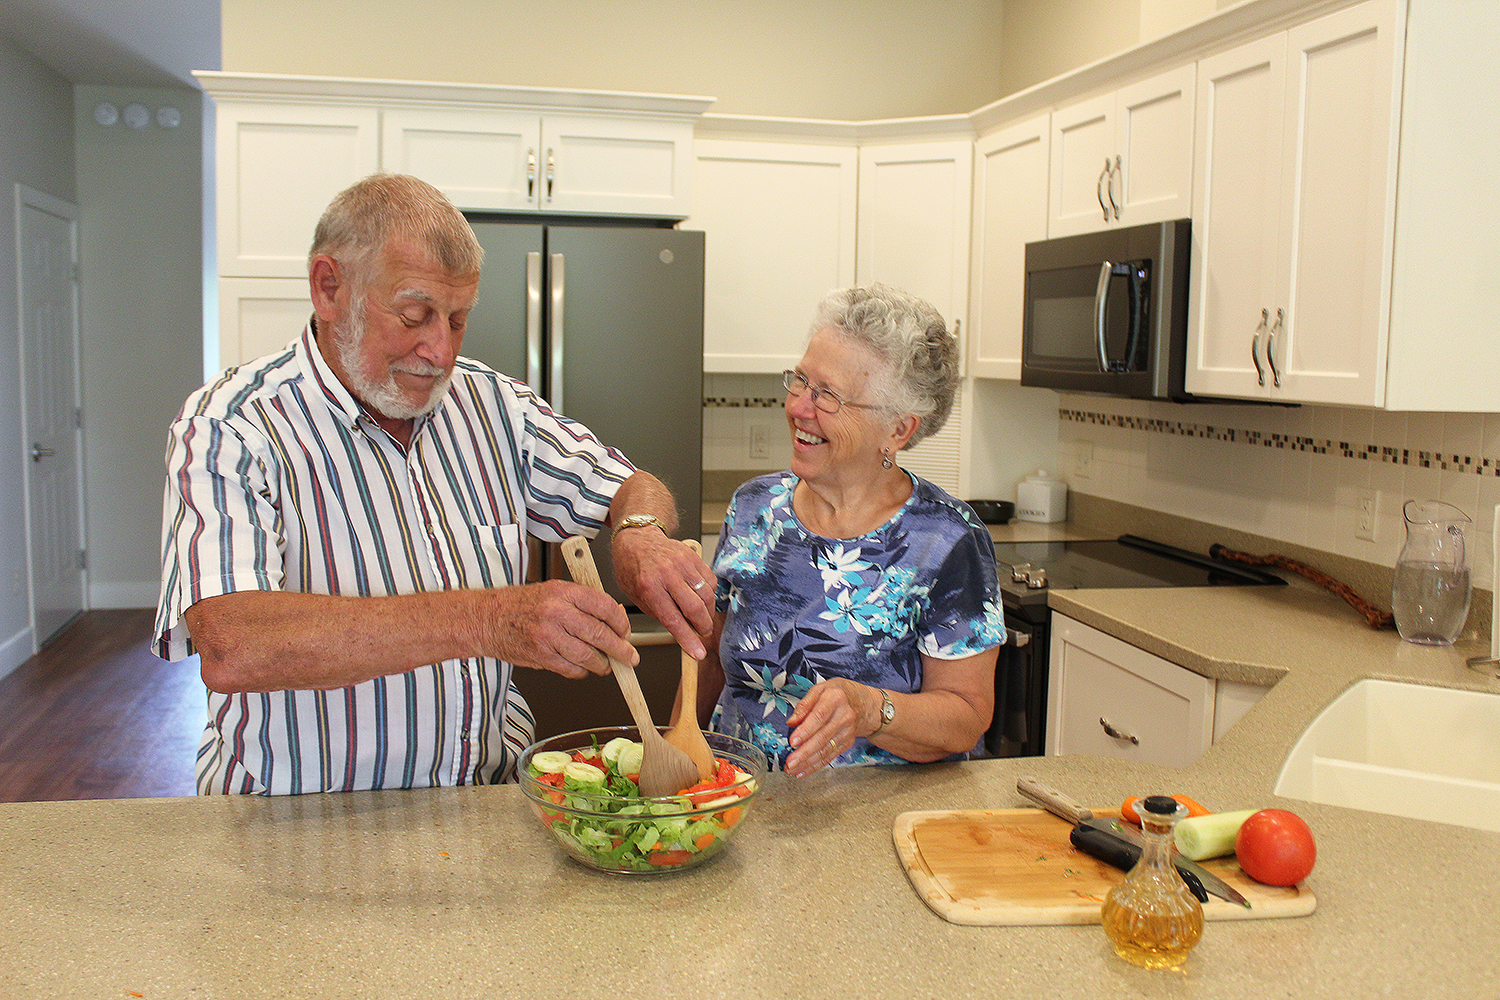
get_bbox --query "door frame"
[15,184,88,652]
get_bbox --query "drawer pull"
[1099,716,1139,745]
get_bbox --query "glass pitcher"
[1392,499,1472,645]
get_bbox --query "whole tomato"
[1235,808,1316,886]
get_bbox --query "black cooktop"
[993,534,1285,608]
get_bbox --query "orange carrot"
[1122,794,1212,825]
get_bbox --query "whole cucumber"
[1174,808,1258,860]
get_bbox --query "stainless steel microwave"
[1021,219,1191,401]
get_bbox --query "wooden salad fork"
[662,539,717,781]
[560,535,700,798]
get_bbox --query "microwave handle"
[1094,261,1113,372]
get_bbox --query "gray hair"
[809,283,958,447]
[309,173,484,287]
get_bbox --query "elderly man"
[155,174,712,795]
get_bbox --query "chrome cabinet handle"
[1099,717,1139,745]
[1250,308,1268,387]
[1097,159,1112,221]
[545,148,555,202]
[1267,308,1284,388]
[1107,155,1122,220]
[30,443,55,462]
[526,148,536,200]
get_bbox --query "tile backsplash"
[1055,393,1500,590]
[703,373,793,481]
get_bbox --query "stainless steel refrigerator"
[463,219,705,739]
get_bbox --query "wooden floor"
[0,609,202,802]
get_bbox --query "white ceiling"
[5,0,219,89]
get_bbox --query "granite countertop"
[5,566,1500,996]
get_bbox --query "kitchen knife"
[1068,821,1211,904]
[1079,816,1251,909]
[1016,777,1248,908]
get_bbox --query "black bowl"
[967,499,1014,524]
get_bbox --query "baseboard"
[89,580,159,610]
[0,625,36,681]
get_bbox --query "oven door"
[986,612,1046,758]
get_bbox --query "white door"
[16,186,85,646]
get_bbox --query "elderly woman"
[693,284,1005,777]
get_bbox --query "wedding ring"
[692,579,706,591]
[828,737,838,752]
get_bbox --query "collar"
[298,317,437,439]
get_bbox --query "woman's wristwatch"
[873,688,895,735]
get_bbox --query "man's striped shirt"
[154,323,634,795]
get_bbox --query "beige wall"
[222,0,1010,120]
[0,36,75,673]
[74,84,206,609]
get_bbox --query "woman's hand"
[783,678,881,778]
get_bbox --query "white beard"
[331,304,453,421]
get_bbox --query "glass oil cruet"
[1392,499,1472,646]
[1100,795,1204,968]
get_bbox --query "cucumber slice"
[615,741,644,777]
[530,750,572,775]
[562,761,606,791]
[600,737,633,768]
[1174,808,1258,860]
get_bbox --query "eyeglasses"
[782,369,877,415]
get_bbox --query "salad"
[526,736,758,872]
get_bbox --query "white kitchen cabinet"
[214,102,380,279]
[689,138,857,374]
[1047,65,1195,238]
[1045,613,1266,767]
[968,114,1050,381]
[1186,0,1398,406]
[383,108,694,218]
[218,277,312,368]
[856,139,974,498]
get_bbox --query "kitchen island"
[4,581,1497,998]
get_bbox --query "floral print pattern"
[709,472,1006,770]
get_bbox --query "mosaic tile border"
[705,396,783,409]
[1061,408,1500,477]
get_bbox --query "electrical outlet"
[749,424,769,460]
[1355,489,1377,542]
[1073,440,1094,480]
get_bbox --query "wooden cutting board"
[893,808,1317,926]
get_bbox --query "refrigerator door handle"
[549,252,566,411]
[525,252,543,390]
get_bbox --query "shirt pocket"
[461,522,528,589]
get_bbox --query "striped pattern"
[154,324,635,795]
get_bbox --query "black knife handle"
[1069,826,1210,903]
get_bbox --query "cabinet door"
[1048,92,1116,237]
[1272,0,1398,407]
[216,102,379,278]
[541,114,694,218]
[1113,64,1196,227]
[970,115,1050,380]
[382,107,541,212]
[689,139,857,373]
[1186,35,1287,401]
[856,139,974,497]
[1045,614,1215,767]
[218,277,312,369]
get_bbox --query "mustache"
[392,362,449,378]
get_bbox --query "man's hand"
[484,579,639,678]
[611,529,715,660]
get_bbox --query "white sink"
[1275,679,1500,832]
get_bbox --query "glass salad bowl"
[518,726,767,874]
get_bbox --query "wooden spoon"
[663,540,717,781]
[559,535,700,798]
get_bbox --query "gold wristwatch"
[874,688,895,734]
[610,513,668,541]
